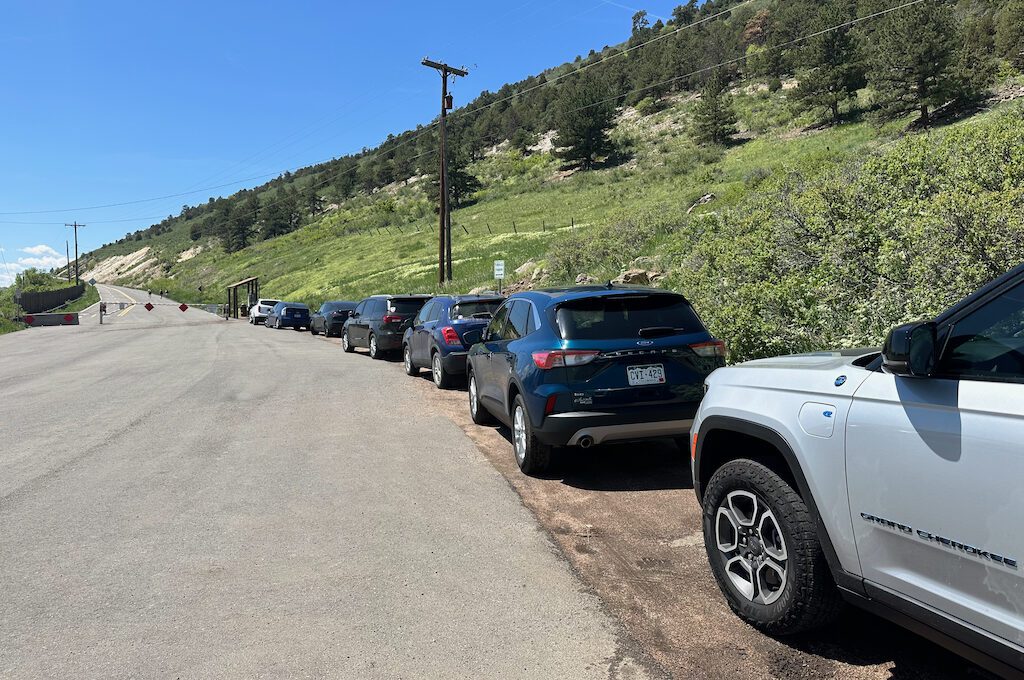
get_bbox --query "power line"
[575,0,928,113]
[0,1,745,220]
[449,0,757,122]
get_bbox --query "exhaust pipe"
[578,435,595,449]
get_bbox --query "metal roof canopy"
[225,276,259,319]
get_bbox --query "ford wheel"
[511,394,551,476]
[404,345,418,376]
[468,372,495,425]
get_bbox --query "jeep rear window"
[555,295,703,340]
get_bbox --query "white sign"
[494,260,505,280]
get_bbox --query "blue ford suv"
[464,286,725,475]
[402,294,504,389]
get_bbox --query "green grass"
[51,284,100,314]
[86,86,1018,321]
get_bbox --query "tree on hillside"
[790,5,866,122]
[224,193,260,252]
[866,0,991,125]
[692,74,738,145]
[553,75,616,170]
[672,0,698,26]
[995,0,1024,67]
[262,186,301,239]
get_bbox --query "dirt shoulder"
[401,367,986,680]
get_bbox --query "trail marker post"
[494,259,505,295]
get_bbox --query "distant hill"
[84,0,1024,359]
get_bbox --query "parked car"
[265,301,310,330]
[311,300,358,337]
[690,263,1024,678]
[248,298,280,325]
[403,294,504,388]
[465,285,725,475]
[342,294,431,359]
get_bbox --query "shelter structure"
[225,276,259,319]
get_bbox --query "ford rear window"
[555,295,703,340]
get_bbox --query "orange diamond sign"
[144,302,154,311]
[179,303,188,312]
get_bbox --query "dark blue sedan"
[402,294,504,388]
[464,286,725,475]
[265,301,311,330]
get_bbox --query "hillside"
[83,0,1024,359]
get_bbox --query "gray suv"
[691,263,1024,678]
[341,294,431,359]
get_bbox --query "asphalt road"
[0,285,653,680]
[1,284,990,679]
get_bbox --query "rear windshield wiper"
[638,326,685,338]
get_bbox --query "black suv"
[342,294,431,359]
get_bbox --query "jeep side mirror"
[882,322,936,377]
[349,310,357,318]
[463,329,483,346]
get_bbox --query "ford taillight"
[689,340,727,359]
[441,327,461,345]
[531,350,600,369]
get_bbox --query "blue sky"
[0,0,680,285]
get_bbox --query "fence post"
[542,220,546,232]
[571,216,575,229]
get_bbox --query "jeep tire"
[702,459,842,635]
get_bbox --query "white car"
[248,299,280,325]
[690,263,1024,677]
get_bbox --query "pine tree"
[553,75,616,170]
[995,0,1024,68]
[790,5,865,122]
[866,0,989,126]
[692,74,738,145]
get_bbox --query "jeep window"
[556,294,703,340]
[938,280,1024,382]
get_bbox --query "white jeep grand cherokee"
[691,263,1024,678]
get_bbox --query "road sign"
[63,314,73,323]
[179,303,189,312]
[144,302,154,312]
[88,278,96,286]
[24,314,34,325]
[494,260,506,280]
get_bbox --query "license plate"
[627,364,666,386]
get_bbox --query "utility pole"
[65,222,84,285]
[421,58,467,285]
[65,241,72,283]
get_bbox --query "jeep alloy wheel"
[715,490,788,605]
[702,459,842,634]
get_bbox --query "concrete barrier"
[22,313,79,327]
